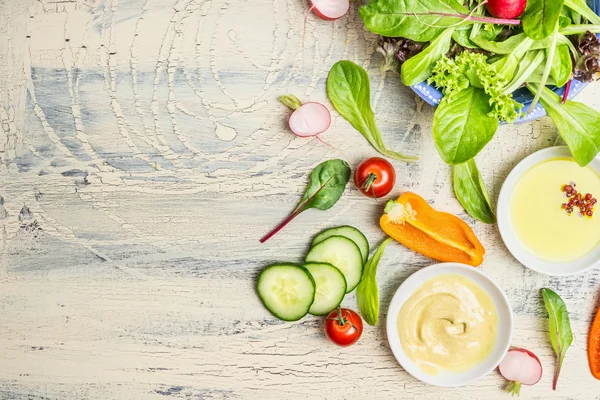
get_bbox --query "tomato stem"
[360,173,378,195]
[336,306,346,326]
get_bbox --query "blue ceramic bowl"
[411,0,600,124]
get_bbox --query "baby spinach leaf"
[260,159,351,242]
[502,50,545,94]
[522,0,565,40]
[359,0,469,42]
[492,36,534,81]
[529,26,559,110]
[432,87,498,164]
[356,237,394,326]
[453,27,476,48]
[402,28,455,86]
[327,61,418,162]
[527,84,600,166]
[549,44,572,88]
[453,159,496,224]
[564,0,600,25]
[541,288,573,391]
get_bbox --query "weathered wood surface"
[1,0,599,399]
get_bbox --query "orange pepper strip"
[589,305,600,380]
[380,192,485,267]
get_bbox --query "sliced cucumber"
[256,263,315,321]
[305,236,363,293]
[304,262,347,316]
[311,226,369,263]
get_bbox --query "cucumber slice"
[311,226,369,263]
[256,263,315,322]
[304,262,347,316]
[305,236,363,293]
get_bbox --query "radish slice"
[280,95,331,138]
[499,348,543,397]
[310,0,350,21]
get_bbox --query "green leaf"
[541,288,573,391]
[502,50,546,94]
[453,159,496,224]
[472,32,573,55]
[356,237,394,326]
[327,61,418,162]
[432,87,498,164]
[452,27,476,48]
[296,159,351,212]
[549,44,572,88]
[359,0,469,42]
[402,28,455,86]
[564,0,600,24]
[492,36,534,81]
[529,25,560,111]
[522,0,565,40]
[527,84,600,166]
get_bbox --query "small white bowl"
[386,263,513,387]
[497,146,600,276]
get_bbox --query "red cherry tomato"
[354,157,396,198]
[324,307,363,347]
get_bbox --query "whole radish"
[309,0,350,21]
[279,94,331,138]
[486,0,527,19]
[499,348,542,397]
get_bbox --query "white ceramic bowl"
[497,146,600,276]
[386,263,513,387]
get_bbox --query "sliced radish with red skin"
[499,348,543,396]
[288,102,331,137]
[310,0,349,21]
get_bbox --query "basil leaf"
[564,0,600,25]
[327,61,418,162]
[549,45,572,88]
[527,84,600,166]
[541,288,573,391]
[296,159,351,212]
[359,0,469,42]
[356,237,394,326]
[402,28,455,86]
[522,0,565,40]
[453,159,496,224]
[432,87,498,164]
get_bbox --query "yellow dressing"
[510,158,600,262]
[397,274,498,375]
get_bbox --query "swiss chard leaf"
[541,288,573,391]
[402,28,455,86]
[359,0,469,42]
[259,159,351,243]
[432,87,498,164]
[527,84,600,166]
[356,237,394,326]
[522,0,566,40]
[327,61,418,162]
[296,159,351,212]
[453,159,496,224]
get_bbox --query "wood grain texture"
[0,0,599,399]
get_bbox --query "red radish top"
[310,0,350,21]
[288,102,331,137]
[486,0,527,19]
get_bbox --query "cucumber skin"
[256,263,315,322]
[306,235,364,293]
[304,262,347,316]
[312,225,369,263]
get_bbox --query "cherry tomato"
[324,307,363,347]
[354,157,396,198]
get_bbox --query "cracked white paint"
[1,0,600,399]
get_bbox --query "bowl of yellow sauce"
[498,147,600,275]
[386,263,513,387]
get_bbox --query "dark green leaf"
[432,87,498,164]
[297,159,351,212]
[527,84,600,166]
[356,237,394,326]
[359,0,469,42]
[453,159,496,224]
[541,288,573,390]
[327,61,418,162]
[402,28,455,86]
[522,0,565,40]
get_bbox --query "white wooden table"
[1,1,599,399]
